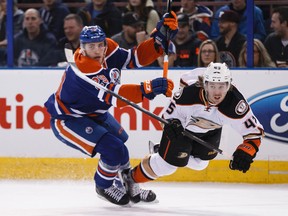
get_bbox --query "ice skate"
[114,177,157,203]
[96,184,130,206]
[140,188,157,202]
[119,169,141,203]
[149,140,160,154]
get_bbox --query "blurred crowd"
[0,0,287,68]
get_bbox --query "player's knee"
[186,156,209,170]
[95,133,128,165]
[149,153,177,177]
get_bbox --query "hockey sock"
[94,159,119,189]
[132,155,158,183]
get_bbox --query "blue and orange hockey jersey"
[45,38,163,117]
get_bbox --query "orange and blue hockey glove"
[151,11,178,52]
[140,77,174,100]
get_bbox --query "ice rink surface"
[0,180,287,216]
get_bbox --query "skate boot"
[114,177,157,202]
[96,184,130,206]
[140,188,157,202]
[120,169,141,203]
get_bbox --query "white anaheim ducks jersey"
[162,82,264,141]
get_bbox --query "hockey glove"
[229,139,261,173]
[150,11,178,52]
[164,118,184,141]
[140,77,174,100]
[159,118,191,167]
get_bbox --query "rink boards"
[0,68,288,183]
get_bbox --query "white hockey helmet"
[203,62,231,86]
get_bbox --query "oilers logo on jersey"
[109,68,121,84]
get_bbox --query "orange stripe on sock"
[133,156,157,183]
[98,166,117,178]
[133,165,151,183]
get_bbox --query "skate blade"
[148,140,156,154]
[96,194,132,207]
[139,199,159,204]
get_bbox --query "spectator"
[0,0,24,66]
[60,13,83,53]
[178,0,213,41]
[215,10,246,67]
[179,39,218,87]
[123,0,160,34]
[17,0,42,2]
[0,0,24,46]
[197,39,219,67]
[239,39,276,68]
[61,0,86,13]
[210,0,266,41]
[39,0,70,40]
[47,13,84,67]
[172,13,201,67]
[77,0,122,38]
[111,12,146,50]
[264,7,288,68]
[14,8,57,67]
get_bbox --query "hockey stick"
[163,0,172,78]
[64,45,224,155]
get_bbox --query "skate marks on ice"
[0,180,287,216]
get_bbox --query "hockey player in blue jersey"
[44,12,178,206]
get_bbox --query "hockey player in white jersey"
[121,62,264,187]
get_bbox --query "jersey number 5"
[166,102,176,114]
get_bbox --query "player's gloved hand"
[140,77,174,100]
[150,11,178,52]
[229,139,260,173]
[163,118,184,141]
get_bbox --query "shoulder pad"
[218,86,250,118]
[173,84,203,105]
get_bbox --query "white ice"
[0,180,287,216]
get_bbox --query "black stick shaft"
[93,79,223,154]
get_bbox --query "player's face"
[84,41,107,63]
[205,82,229,105]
